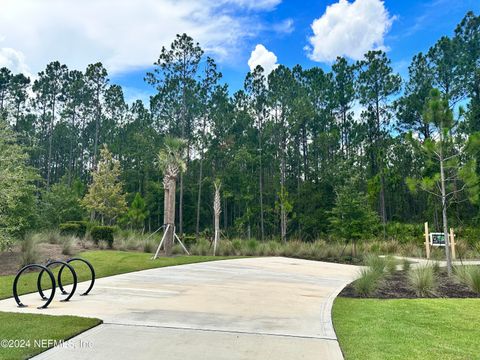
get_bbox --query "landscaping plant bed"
[340,269,480,299]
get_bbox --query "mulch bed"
[0,243,82,276]
[339,269,480,299]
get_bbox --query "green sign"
[430,233,446,247]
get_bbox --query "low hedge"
[91,226,116,248]
[59,221,88,238]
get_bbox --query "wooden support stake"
[424,222,430,259]
[450,227,456,260]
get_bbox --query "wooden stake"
[424,222,430,259]
[450,227,456,260]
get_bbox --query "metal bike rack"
[13,264,56,309]
[58,258,95,296]
[37,260,78,302]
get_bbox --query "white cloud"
[306,0,395,62]
[0,0,279,75]
[248,44,279,75]
[273,19,294,34]
[0,48,31,76]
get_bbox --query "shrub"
[455,266,480,294]
[183,235,196,248]
[91,226,115,248]
[402,259,411,272]
[20,234,40,266]
[59,221,87,238]
[59,223,81,237]
[68,221,88,237]
[408,265,437,297]
[354,268,381,297]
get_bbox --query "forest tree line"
[0,11,479,243]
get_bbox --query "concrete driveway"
[0,257,358,360]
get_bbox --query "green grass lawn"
[0,251,233,300]
[333,297,480,360]
[0,312,101,360]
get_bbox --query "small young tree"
[0,119,37,250]
[329,180,380,257]
[407,89,478,275]
[128,193,148,231]
[82,145,127,225]
[158,137,186,256]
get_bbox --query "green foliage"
[127,193,148,229]
[40,179,84,228]
[82,146,127,225]
[408,265,437,297]
[0,119,38,239]
[59,221,87,238]
[329,180,380,245]
[90,226,116,248]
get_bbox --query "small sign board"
[429,233,446,247]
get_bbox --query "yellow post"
[450,228,456,260]
[424,222,430,259]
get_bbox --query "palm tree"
[158,137,187,256]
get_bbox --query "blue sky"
[1,0,479,103]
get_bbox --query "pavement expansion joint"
[102,321,339,342]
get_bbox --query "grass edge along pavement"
[0,312,102,360]
[333,297,480,360]
[0,250,236,300]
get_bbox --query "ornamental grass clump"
[408,264,437,297]
[365,255,386,275]
[354,268,381,297]
[20,234,40,267]
[455,266,480,294]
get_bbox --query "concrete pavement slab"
[0,257,359,359]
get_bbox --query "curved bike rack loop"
[37,260,77,302]
[58,258,95,296]
[13,264,56,309]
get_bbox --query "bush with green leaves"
[59,221,87,238]
[408,265,437,297]
[91,226,116,248]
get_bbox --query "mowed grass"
[333,298,480,360]
[0,312,101,360]
[0,251,234,300]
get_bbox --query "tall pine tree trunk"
[259,132,265,241]
[195,155,204,240]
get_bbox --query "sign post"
[424,223,456,260]
[450,228,456,260]
[424,222,430,259]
